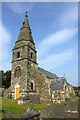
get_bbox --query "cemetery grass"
[31,103,49,112]
[2,97,27,118]
[2,97,49,117]
[0,97,2,119]
[1,96,79,118]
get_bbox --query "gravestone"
[29,95,40,104]
[16,111,40,120]
[27,104,34,112]
[7,93,12,99]
[5,112,12,118]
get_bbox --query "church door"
[15,85,20,99]
[16,88,20,99]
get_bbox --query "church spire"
[16,12,34,44]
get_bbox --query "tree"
[2,70,11,89]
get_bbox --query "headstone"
[18,99,24,104]
[29,95,40,104]
[16,111,40,119]
[8,93,12,99]
[27,104,34,112]
[5,112,12,118]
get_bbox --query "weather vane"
[25,10,28,17]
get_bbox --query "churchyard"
[1,97,49,119]
[0,96,79,119]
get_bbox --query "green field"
[1,97,27,118]
[1,97,49,118]
[1,96,79,119]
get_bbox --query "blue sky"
[0,2,78,86]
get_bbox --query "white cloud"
[60,4,78,28]
[39,48,74,71]
[7,2,34,14]
[37,4,78,74]
[38,28,77,57]
[0,21,12,71]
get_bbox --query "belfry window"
[14,66,21,78]
[31,52,33,59]
[17,52,20,58]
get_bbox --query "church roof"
[38,67,58,79]
[50,77,67,90]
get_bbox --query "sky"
[0,2,78,86]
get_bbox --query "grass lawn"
[70,97,78,102]
[1,97,49,118]
[54,102,67,106]
[31,103,49,112]
[2,97,27,118]
[0,97,2,119]
[1,96,79,118]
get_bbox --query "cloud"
[59,4,78,28]
[7,2,34,14]
[0,21,12,71]
[37,3,78,74]
[39,48,74,71]
[38,28,77,57]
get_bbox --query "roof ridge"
[38,67,58,79]
[38,67,56,75]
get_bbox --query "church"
[5,13,75,103]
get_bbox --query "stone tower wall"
[9,14,38,99]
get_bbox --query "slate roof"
[50,77,67,90]
[38,67,58,79]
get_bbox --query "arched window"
[14,66,21,78]
[31,82,33,90]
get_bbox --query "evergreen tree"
[2,70,11,89]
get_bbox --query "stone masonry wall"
[35,69,51,101]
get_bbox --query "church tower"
[11,13,38,99]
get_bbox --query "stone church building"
[5,13,75,103]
